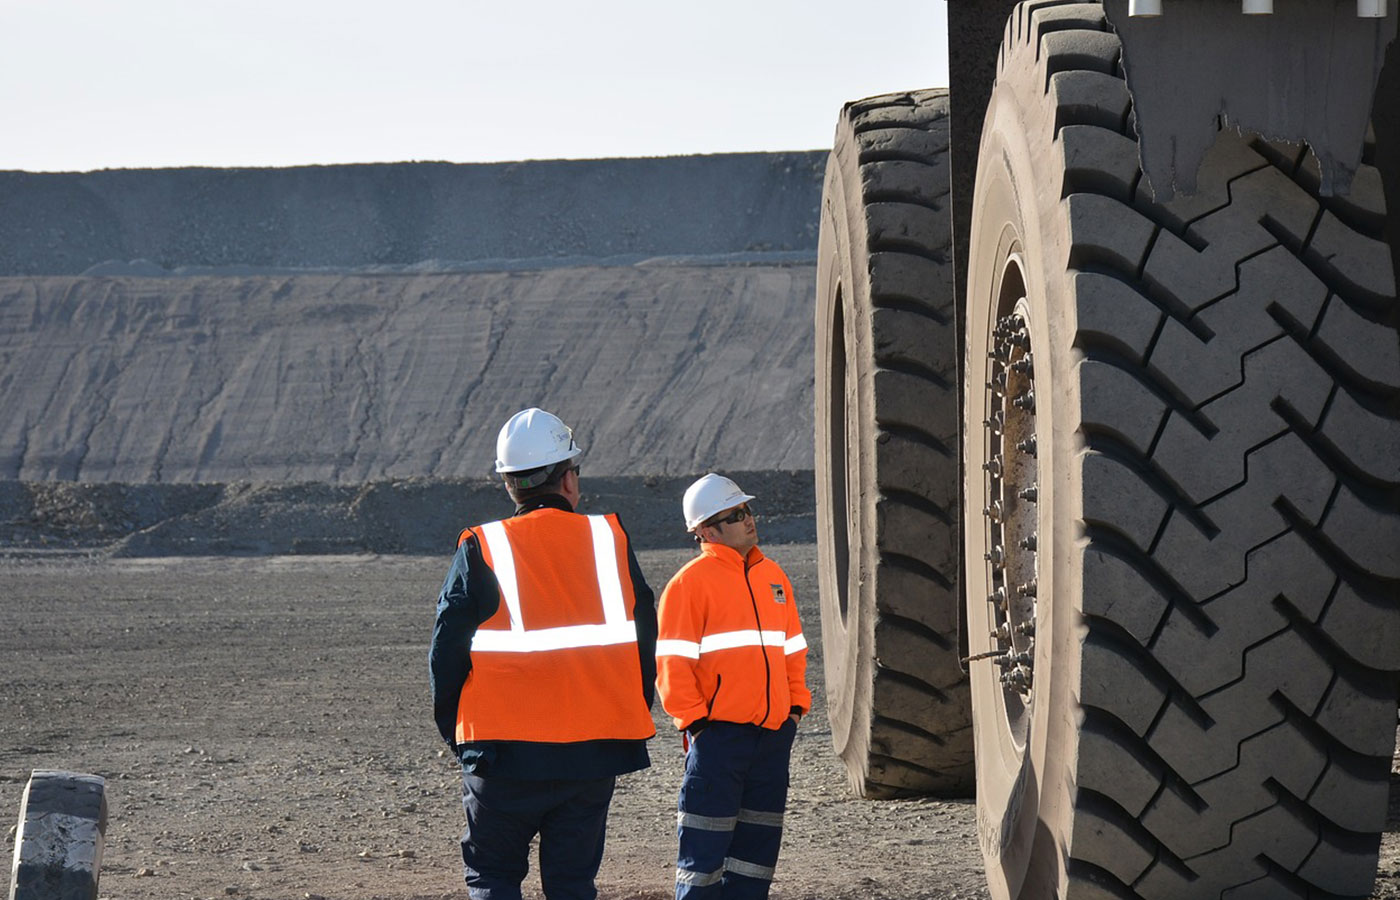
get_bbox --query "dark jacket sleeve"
[618,519,657,709]
[428,535,499,748]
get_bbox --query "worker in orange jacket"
[429,407,657,900]
[656,473,811,899]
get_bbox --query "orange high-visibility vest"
[455,508,656,744]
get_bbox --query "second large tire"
[815,88,973,798]
[964,3,1400,898]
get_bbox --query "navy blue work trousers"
[674,718,797,899]
[459,772,616,900]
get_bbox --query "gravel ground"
[2,547,1397,899]
[0,545,988,900]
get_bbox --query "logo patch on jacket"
[772,584,786,604]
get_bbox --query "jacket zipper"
[708,674,723,713]
[744,558,772,727]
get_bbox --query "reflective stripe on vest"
[656,629,806,660]
[456,509,654,745]
[473,515,637,653]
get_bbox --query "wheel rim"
[975,253,1039,752]
[826,285,855,623]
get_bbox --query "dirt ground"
[2,547,1399,900]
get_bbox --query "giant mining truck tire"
[963,2,1400,898]
[814,88,974,798]
[9,771,106,900]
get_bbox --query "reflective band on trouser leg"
[723,857,775,881]
[675,724,752,899]
[722,724,791,899]
[675,866,725,888]
[736,808,784,828]
[678,811,738,832]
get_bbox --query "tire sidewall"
[815,129,878,774]
[964,54,1085,900]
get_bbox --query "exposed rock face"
[0,264,815,483]
[0,154,825,551]
[0,153,825,276]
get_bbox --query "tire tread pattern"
[821,88,972,798]
[1000,3,1400,897]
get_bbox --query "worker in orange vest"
[656,473,811,899]
[429,407,657,899]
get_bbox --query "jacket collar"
[513,494,575,516]
[699,541,765,569]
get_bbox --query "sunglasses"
[707,505,752,527]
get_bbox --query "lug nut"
[983,456,1003,478]
[988,586,1007,609]
[1010,357,1033,375]
[1016,619,1036,636]
[1000,666,1032,690]
[1020,534,1037,552]
[1013,390,1036,412]
[985,545,1005,567]
[1016,436,1036,456]
[1017,579,1037,598]
[1019,484,1038,503]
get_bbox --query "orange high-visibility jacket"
[455,508,657,744]
[656,542,811,732]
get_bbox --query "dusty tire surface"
[964,2,1400,898]
[10,770,106,900]
[814,88,973,798]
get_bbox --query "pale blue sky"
[0,1,950,173]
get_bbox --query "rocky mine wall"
[0,154,826,552]
[0,153,824,276]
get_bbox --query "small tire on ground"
[9,771,107,900]
[964,2,1400,898]
[814,87,973,799]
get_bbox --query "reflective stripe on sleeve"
[656,639,701,659]
[723,857,776,881]
[698,630,788,654]
[784,633,807,655]
[677,811,738,832]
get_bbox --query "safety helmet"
[682,473,756,531]
[494,408,582,474]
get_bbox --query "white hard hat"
[683,474,756,531]
[494,408,582,473]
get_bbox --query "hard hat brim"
[685,492,756,531]
[495,444,582,474]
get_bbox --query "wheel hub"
[974,303,1039,717]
